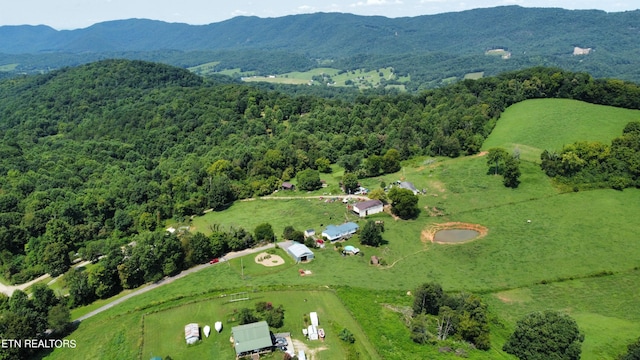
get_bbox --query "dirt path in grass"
[74,243,275,322]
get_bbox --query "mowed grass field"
[142,290,378,360]
[44,99,640,359]
[482,98,640,162]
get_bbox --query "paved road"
[74,243,275,322]
[0,260,92,297]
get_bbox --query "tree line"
[540,121,640,190]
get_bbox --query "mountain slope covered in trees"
[1,6,639,86]
[0,59,639,285]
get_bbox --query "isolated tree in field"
[342,173,359,194]
[339,328,356,343]
[360,220,383,247]
[486,147,509,175]
[503,310,583,360]
[487,147,521,188]
[413,282,445,316]
[388,187,419,219]
[254,223,275,242]
[618,336,640,360]
[296,169,322,191]
[503,156,522,188]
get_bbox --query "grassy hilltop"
[42,98,640,360]
[482,98,640,162]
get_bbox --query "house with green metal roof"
[231,321,273,358]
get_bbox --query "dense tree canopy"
[503,310,584,360]
[0,60,639,284]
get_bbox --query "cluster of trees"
[0,284,70,359]
[1,60,640,286]
[237,301,285,328]
[540,122,640,190]
[410,282,490,349]
[486,147,522,188]
[64,226,261,307]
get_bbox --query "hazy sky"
[2,0,638,30]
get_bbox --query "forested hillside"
[0,59,639,286]
[1,6,639,86]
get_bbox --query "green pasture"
[240,66,409,89]
[487,270,640,360]
[0,63,18,72]
[192,197,361,238]
[464,72,484,80]
[483,98,640,162]
[142,290,379,360]
[187,61,220,75]
[45,127,640,359]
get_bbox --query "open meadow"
[482,98,640,162]
[43,98,640,359]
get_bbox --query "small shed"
[352,199,384,217]
[370,256,379,265]
[304,229,315,238]
[231,321,273,357]
[282,182,295,190]
[287,242,314,263]
[184,323,200,345]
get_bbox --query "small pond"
[434,229,480,243]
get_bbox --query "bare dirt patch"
[476,151,489,157]
[291,338,327,360]
[421,222,488,244]
[254,252,285,267]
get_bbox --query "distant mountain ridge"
[1,6,639,86]
[1,6,638,55]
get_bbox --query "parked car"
[209,258,219,264]
[275,337,287,346]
